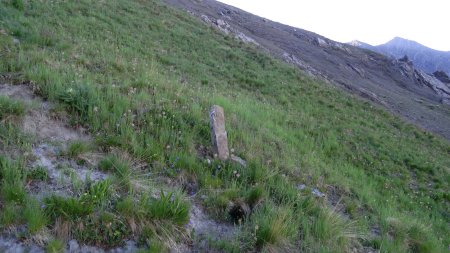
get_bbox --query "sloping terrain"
[0,0,449,252]
[165,0,450,140]
[352,37,450,76]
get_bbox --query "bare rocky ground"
[165,0,450,141]
[0,83,238,252]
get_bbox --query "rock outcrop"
[433,71,450,84]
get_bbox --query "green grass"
[0,95,25,120]
[250,205,297,251]
[27,166,49,181]
[74,211,130,248]
[24,198,48,234]
[0,0,448,252]
[0,156,50,236]
[145,191,190,225]
[45,239,65,253]
[84,179,112,207]
[0,121,31,154]
[0,94,31,155]
[44,195,94,222]
[98,155,134,191]
[0,156,26,204]
[65,140,93,159]
[0,203,22,228]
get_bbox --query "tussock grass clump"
[309,208,362,251]
[24,198,48,234]
[249,205,297,252]
[0,121,31,153]
[98,153,147,192]
[1,181,26,203]
[27,166,49,182]
[45,239,65,253]
[115,196,137,219]
[74,211,130,248]
[0,156,50,237]
[57,85,98,123]
[0,203,22,228]
[0,95,25,120]
[65,140,93,159]
[116,191,190,249]
[44,195,94,222]
[99,155,133,190]
[0,157,26,203]
[245,185,265,209]
[84,179,112,207]
[376,217,442,253]
[145,191,190,226]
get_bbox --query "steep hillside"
[0,0,449,252]
[355,37,450,76]
[166,0,450,141]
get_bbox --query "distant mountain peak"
[391,36,408,41]
[352,37,450,76]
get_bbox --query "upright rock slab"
[210,105,229,160]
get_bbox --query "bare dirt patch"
[28,143,109,200]
[0,83,118,251]
[188,203,238,251]
[0,83,88,143]
[0,83,108,195]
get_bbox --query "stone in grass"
[209,105,230,161]
[231,154,247,167]
[311,188,325,198]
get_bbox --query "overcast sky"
[217,0,450,51]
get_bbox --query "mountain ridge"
[353,37,450,75]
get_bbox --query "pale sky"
[218,0,450,51]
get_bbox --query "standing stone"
[209,105,229,160]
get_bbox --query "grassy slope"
[0,0,449,252]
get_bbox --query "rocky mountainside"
[165,0,450,140]
[351,37,450,76]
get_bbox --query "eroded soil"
[0,82,239,252]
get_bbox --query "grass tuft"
[24,198,48,234]
[0,203,22,228]
[0,157,26,203]
[44,195,94,222]
[11,0,24,11]
[0,95,25,120]
[250,205,297,251]
[27,166,49,182]
[45,239,65,253]
[65,140,93,159]
[146,191,190,226]
[74,211,130,248]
